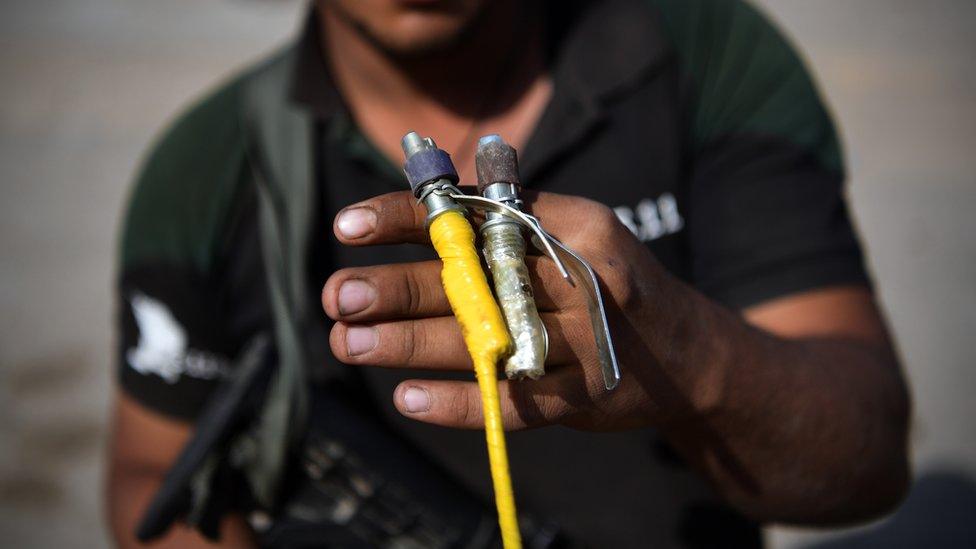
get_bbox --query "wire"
[429,210,521,549]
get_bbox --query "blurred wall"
[751,0,976,546]
[0,1,305,546]
[0,0,972,547]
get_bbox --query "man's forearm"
[644,281,911,524]
[107,393,258,548]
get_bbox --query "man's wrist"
[636,274,740,425]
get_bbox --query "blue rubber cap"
[403,148,459,194]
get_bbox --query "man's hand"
[322,190,687,432]
[321,190,910,525]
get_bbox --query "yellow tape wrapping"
[429,210,521,549]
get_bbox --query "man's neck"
[316,2,552,182]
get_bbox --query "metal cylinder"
[483,223,547,379]
[476,135,547,380]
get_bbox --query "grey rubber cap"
[475,134,521,194]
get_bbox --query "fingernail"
[346,326,378,356]
[402,386,430,413]
[337,280,376,315]
[336,208,376,239]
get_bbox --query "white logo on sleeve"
[127,292,229,384]
[614,192,684,242]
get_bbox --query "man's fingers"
[334,191,429,245]
[331,316,469,370]
[331,190,623,250]
[323,258,580,322]
[391,374,579,430]
[323,261,450,320]
[329,312,580,370]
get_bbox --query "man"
[108,0,911,547]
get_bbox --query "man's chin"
[326,0,487,59]
[377,29,469,58]
[359,16,476,59]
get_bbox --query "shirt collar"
[521,0,673,180]
[289,7,342,119]
[549,0,672,102]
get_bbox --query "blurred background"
[0,0,973,546]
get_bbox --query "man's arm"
[658,283,910,524]
[107,390,257,548]
[319,191,910,526]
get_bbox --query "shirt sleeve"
[657,0,870,308]
[117,267,235,420]
[116,79,253,420]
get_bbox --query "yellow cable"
[429,210,521,549]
